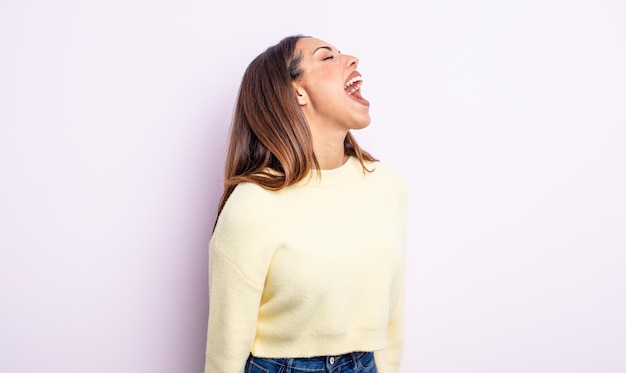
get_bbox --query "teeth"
[348,83,361,95]
[344,76,363,89]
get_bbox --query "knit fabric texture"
[205,157,407,373]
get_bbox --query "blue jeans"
[245,351,377,373]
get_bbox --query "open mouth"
[345,75,363,95]
[344,72,369,106]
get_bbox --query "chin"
[351,117,371,130]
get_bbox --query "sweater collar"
[296,156,368,187]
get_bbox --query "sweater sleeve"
[204,185,276,373]
[375,175,408,373]
[374,275,405,373]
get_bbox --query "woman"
[205,35,407,373]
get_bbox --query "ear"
[293,83,308,106]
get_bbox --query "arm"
[204,248,264,373]
[204,185,276,373]
[374,280,405,373]
[375,176,408,373]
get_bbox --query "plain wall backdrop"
[1,0,625,372]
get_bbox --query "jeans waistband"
[247,351,373,372]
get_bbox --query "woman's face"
[293,37,371,133]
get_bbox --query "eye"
[323,55,334,61]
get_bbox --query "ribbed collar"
[295,156,370,188]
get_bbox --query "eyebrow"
[312,46,334,55]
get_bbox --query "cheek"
[308,68,342,88]
[300,69,345,102]
[305,84,336,103]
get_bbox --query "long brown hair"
[216,35,376,222]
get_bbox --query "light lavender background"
[1,0,625,372]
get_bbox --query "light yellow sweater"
[205,157,407,373]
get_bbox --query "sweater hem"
[250,330,386,358]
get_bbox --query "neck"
[312,134,349,170]
[305,115,350,169]
[317,150,349,170]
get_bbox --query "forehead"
[296,37,337,55]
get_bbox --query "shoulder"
[216,182,279,228]
[227,182,276,207]
[365,160,408,195]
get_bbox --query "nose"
[345,54,359,68]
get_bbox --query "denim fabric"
[245,351,377,373]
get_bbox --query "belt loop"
[351,352,358,370]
